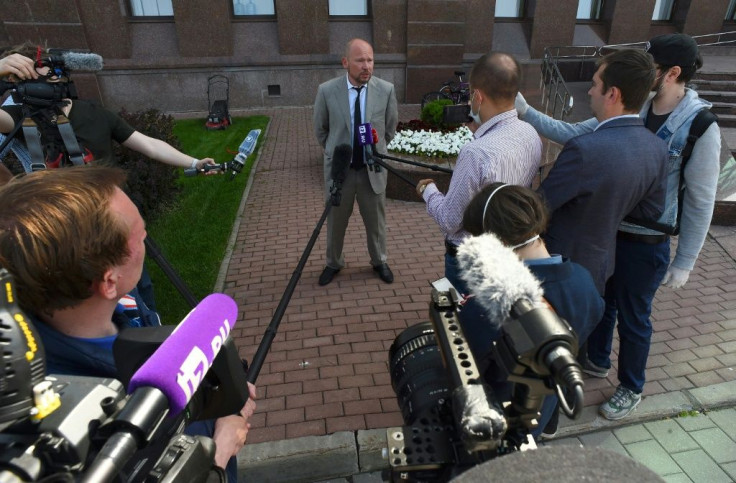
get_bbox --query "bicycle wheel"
[421,91,452,110]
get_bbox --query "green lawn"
[146,115,269,324]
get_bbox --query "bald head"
[470,52,521,103]
[342,38,374,86]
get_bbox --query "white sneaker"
[599,385,641,420]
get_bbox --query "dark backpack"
[625,108,718,236]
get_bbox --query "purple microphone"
[127,293,239,415]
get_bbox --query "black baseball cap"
[647,33,698,67]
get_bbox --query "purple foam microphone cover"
[127,293,239,415]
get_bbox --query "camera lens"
[389,322,451,425]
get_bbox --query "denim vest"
[619,90,712,235]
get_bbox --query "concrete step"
[715,113,736,128]
[696,90,736,103]
[690,79,736,92]
[711,102,736,115]
[693,71,736,81]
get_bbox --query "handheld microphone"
[456,233,584,419]
[330,144,352,207]
[83,293,239,482]
[184,129,261,178]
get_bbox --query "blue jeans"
[587,238,669,394]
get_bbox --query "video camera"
[0,269,249,482]
[0,49,103,108]
[386,277,585,482]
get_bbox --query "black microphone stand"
[372,151,453,174]
[246,183,343,383]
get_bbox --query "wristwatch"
[190,158,199,169]
[418,183,428,195]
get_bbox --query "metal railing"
[540,31,736,122]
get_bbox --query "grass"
[145,115,269,324]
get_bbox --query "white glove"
[515,92,529,117]
[661,265,690,289]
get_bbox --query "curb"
[236,380,736,482]
[213,118,272,293]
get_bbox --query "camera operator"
[0,42,217,180]
[0,166,256,481]
[462,183,603,439]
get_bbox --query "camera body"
[386,283,582,481]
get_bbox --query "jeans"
[587,238,669,394]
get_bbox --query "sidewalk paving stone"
[671,449,733,483]
[688,427,736,464]
[644,419,700,453]
[625,440,681,476]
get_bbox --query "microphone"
[329,144,352,207]
[183,129,261,178]
[42,49,104,72]
[456,233,584,419]
[82,293,239,482]
[457,233,544,328]
[356,122,381,172]
[127,293,239,415]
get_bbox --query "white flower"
[388,126,472,158]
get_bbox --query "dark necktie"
[351,85,364,169]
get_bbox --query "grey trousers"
[325,167,387,269]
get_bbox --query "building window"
[233,0,275,16]
[130,0,173,16]
[727,0,736,20]
[577,0,603,20]
[329,0,368,16]
[495,0,524,18]
[652,0,675,21]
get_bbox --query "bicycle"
[421,71,471,110]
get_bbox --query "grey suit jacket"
[314,74,398,194]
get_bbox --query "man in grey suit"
[313,38,398,285]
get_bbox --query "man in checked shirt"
[416,51,542,358]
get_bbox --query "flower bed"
[383,120,472,201]
[387,120,472,159]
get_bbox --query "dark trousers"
[587,238,669,394]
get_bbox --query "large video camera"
[0,269,248,482]
[386,277,585,482]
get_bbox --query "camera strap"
[21,107,85,169]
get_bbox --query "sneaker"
[582,359,609,378]
[599,385,641,420]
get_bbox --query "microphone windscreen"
[330,144,352,184]
[59,52,104,72]
[237,129,261,156]
[127,293,238,415]
[457,233,543,327]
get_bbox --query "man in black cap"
[515,33,721,421]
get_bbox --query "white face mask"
[469,90,482,124]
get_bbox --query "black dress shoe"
[319,266,340,286]
[373,263,394,283]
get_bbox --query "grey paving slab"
[722,461,736,482]
[672,449,733,483]
[675,412,718,432]
[663,474,693,483]
[578,430,629,456]
[688,380,736,408]
[708,407,736,441]
[352,472,387,483]
[644,419,700,453]
[689,427,736,464]
[625,439,682,476]
[356,429,389,473]
[614,424,654,445]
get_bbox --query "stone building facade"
[1,0,733,113]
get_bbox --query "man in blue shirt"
[0,166,256,481]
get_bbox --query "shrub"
[114,108,181,221]
[420,98,454,129]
